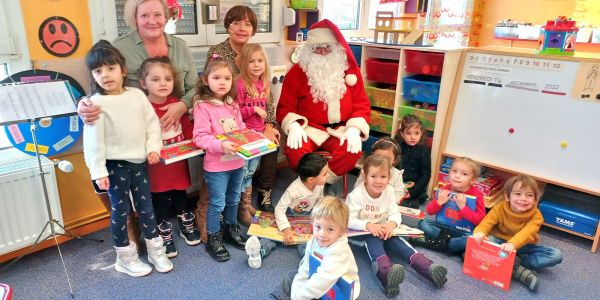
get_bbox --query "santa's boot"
[257,188,274,212]
[195,182,209,243]
[513,260,539,292]
[238,187,255,226]
[409,252,448,288]
[372,255,404,298]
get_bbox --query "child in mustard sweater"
[471,174,562,292]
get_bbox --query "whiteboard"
[445,51,600,193]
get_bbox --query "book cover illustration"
[160,139,204,165]
[247,211,312,244]
[309,252,355,300]
[434,189,477,233]
[346,224,424,237]
[398,206,425,219]
[215,128,277,160]
[463,237,516,291]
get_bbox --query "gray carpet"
[1,167,599,299]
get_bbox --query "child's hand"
[382,221,397,240]
[437,190,450,206]
[405,181,415,188]
[500,242,515,253]
[96,177,110,190]
[366,222,385,238]
[254,107,267,119]
[472,232,486,243]
[282,228,296,245]
[221,141,238,155]
[455,193,467,209]
[147,152,160,165]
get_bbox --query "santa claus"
[277,19,371,183]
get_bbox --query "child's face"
[507,182,537,213]
[247,51,266,80]
[141,64,174,101]
[449,161,475,193]
[312,164,329,186]
[313,217,344,248]
[92,64,125,95]
[205,66,233,100]
[373,149,396,166]
[401,126,423,146]
[363,165,390,198]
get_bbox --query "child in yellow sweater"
[471,174,562,292]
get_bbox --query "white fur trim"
[345,74,357,86]
[326,168,341,184]
[281,113,308,134]
[305,126,330,146]
[327,97,341,124]
[307,28,336,45]
[326,126,347,140]
[346,117,370,141]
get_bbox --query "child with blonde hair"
[270,196,360,300]
[471,174,562,292]
[396,114,430,208]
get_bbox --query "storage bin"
[290,0,317,9]
[539,185,600,237]
[370,110,393,134]
[402,75,441,104]
[362,135,379,154]
[404,50,444,76]
[365,85,395,110]
[349,44,362,67]
[366,59,399,84]
[397,105,436,132]
[366,47,401,60]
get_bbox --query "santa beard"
[298,43,348,107]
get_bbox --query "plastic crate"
[404,50,444,76]
[370,110,393,134]
[291,0,317,9]
[366,58,399,84]
[366,85,395,110]
[397,105,436,132]
[402,75,441,104]
[349,44,362,67]
[539,185,600,237]
[362,135,379,155]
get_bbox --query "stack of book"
[216,128,277,160]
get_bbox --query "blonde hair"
[239,43,271,99]
[362,154,392,177]
[452,157,481,179]
[124,0,168,31]
[312,196,349,232]
[503,174,542,201]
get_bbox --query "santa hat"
[307,19,359,86]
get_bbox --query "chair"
[312,150,349,197]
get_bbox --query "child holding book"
[354,137,407,203]
[236,43,280,224]
[347,155,447,297]
[192,57,247,262]
[270,196,360,300]
[412,157,486,254]
[83,40,172,276]
[471,174,562,292]
[396,114,431,208]
[139,56,201,258]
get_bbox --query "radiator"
[0,155,63,256]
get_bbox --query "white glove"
[339,127,362,154]
[287,122,307,149]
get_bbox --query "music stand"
[0,80,102,298]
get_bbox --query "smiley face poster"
[20,0,92,60]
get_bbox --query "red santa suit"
[277,19,370,178]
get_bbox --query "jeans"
[351,235,417,262]
[487,236,563,270]
[204,167,244,234]
[419,218,469,254]
[242,157,260,189]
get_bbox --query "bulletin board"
[443,48,600,194]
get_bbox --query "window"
[322,0,361,30]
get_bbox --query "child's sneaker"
[145,237,174,273]
[372,255,404,297]
[513,264,539,292]
[178,212,201,246]
[114,242,152,277]
[245,235,262,269]
[158,221,177,258]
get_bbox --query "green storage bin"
[370,110,393,134]
[291,0,317,9]
[366,85,395,110]
[397,105,437,132]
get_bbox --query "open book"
[463,237,516,291]
[346,224,423,238]
[398,206,425,219]
[160,139,204,165]
[247,211,312,244]
[309,252,355,300]
[215,129,277,160]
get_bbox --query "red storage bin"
[404,50,444,76]
[365,58,399,84]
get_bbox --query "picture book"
[247,211,312,244]
[346,224,424,237]
[435,189,477,233]
[215,129,277,160]
[160,139,204,165]
[398,206,425,219]
[463,237,516,291]
[309,252,355,300]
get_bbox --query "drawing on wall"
[38,16,80,57]
[573,62,600,100]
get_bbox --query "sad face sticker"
[38,16,80,57]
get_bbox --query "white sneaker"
[114,243,152,277]
[245,235,262,269]
[145,237,174,273]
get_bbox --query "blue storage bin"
[539,185,600,237]
[349,44,362,67]
[362,135,379,155]
[402,75,441,104]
